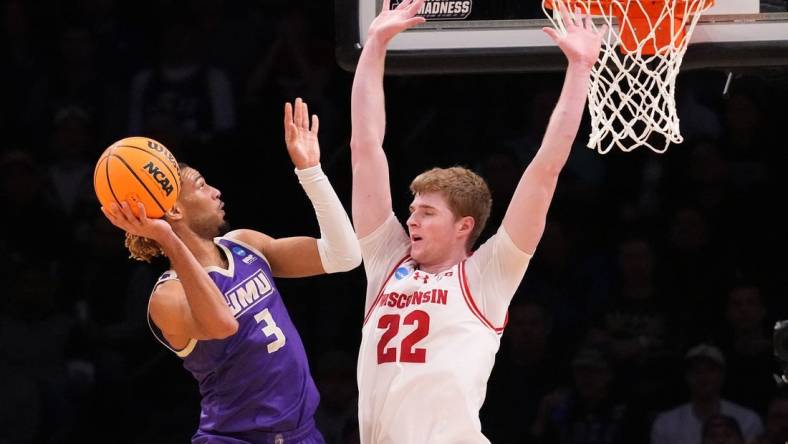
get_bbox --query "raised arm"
[102,203,238,345]
[502,10,606,255]
[234,98,361,278]
[350,0,425,238]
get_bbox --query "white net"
[542,0,714,154]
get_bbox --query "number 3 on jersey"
[377,310,430,364]
[254,308,286,353]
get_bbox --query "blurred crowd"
[1,1,787,443]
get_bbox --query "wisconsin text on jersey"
[224,269,273,317]
[377,286,448,310]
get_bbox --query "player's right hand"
[284,98,320,170]
[101,201,173,242]
[367,0,426,43]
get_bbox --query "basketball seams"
[114,144,181,196]
[104,150,122,207]
[93,155,122,207]
[109,154,167,214]
[92,155,104,189]
[93,155,111,204]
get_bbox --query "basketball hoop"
[543,0,715,154]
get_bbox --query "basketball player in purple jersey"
[101,99,361,444]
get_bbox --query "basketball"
[93,137,181,219]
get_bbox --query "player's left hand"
[543,3,607,70]
[284,98,320,170]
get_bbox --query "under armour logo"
[413,271,429,284]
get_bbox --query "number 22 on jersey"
[377,310,430,364]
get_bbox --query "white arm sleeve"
[295,164,362,273]
[464,226,533,328]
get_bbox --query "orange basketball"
[93,137,181,219]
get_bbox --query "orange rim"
[543,0,716,54]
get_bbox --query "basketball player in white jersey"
[350,0,606,442]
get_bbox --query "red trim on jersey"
[458,261,505,334]
[363,255,411,326]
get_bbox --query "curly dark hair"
[123,162,191,262]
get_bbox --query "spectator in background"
[0,362,40,444]
[0,150,67,263]
[523,219,609,347]
[476,148,523,231]
[701,414,745,444]
[74,0,141,84]
[650,344,763,444]
[188,0,259,88]
[128,17,235,162]
[313,349,358,444]
[243,8,343,158]
[0,259,77,443]
[716,282,774,414]
[664,141,732,228]
[588,234,675,392]
[482,299,565,443]
[0,0,36,140]
[665,206,734,339]
[71,212,161,438]
[752,393,788,444]
[26,23,124,146]
[46,106,96,221]
[529,346,645,444]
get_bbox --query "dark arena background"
[2,0,788,443]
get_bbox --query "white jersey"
[358,213,532,444]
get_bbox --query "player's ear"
[456,216,475,237]
[165,202,183,222]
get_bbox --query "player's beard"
[204,219,231,239]
[192,214,231,239]
[217,221,231,237]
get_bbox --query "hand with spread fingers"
[284,97,320,170]
[543,4,607,69]
[367,0,427,43]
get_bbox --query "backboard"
[335,0,788,73]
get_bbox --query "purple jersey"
[148,236,321,441]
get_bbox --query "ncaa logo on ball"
[142,161,175,196]
[395,266,413,280]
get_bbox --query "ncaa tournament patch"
[391,0,472,20]
[395,265,414,280]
